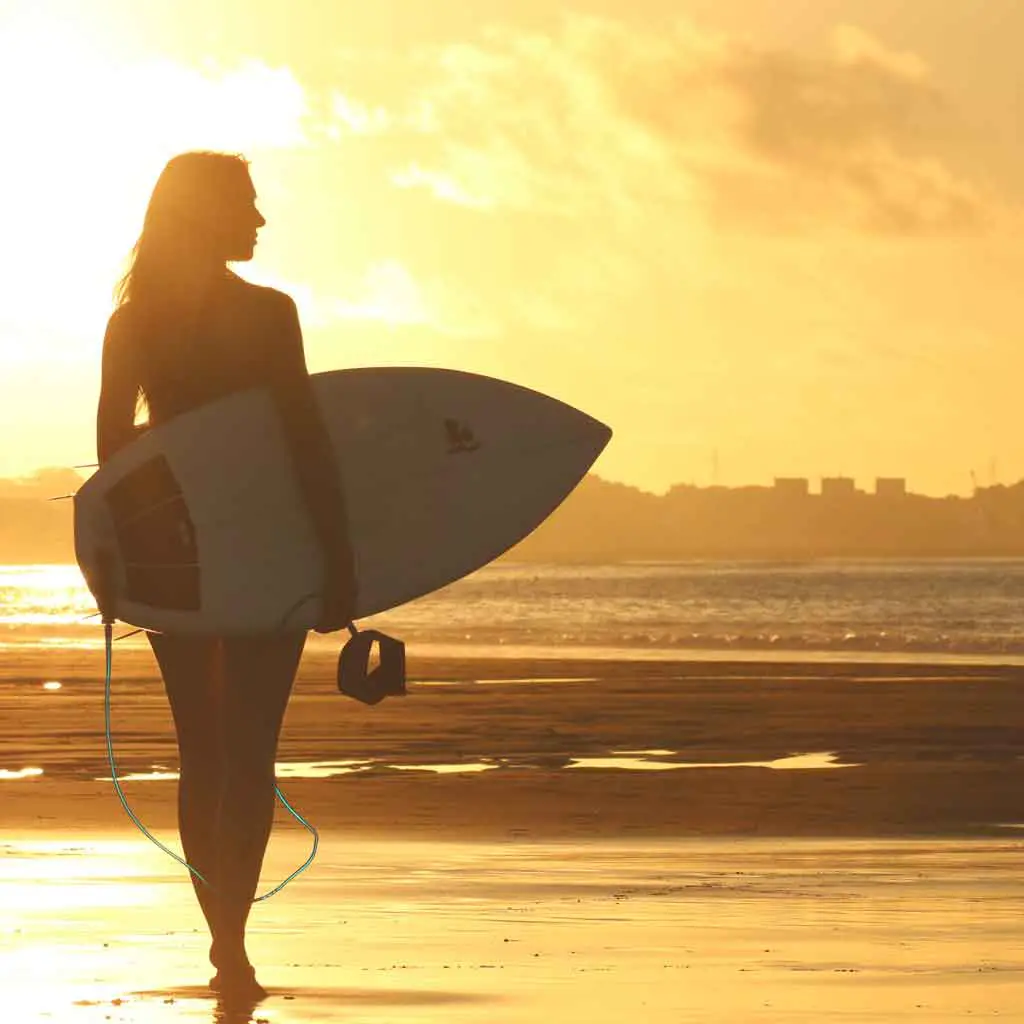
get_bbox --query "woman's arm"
[267,292,357,632]
[97,310,141,466]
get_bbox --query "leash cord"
[103,621,319,902]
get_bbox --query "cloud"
[248,260,498,340]
[698,25,987,234]
[130,58,312,152]
[329,93,391,136]
[391,163,495,209]
[329,15,998,239]
[279,15,988,357]
[830,24,930,82]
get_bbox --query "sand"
[1,649,1022,1020]
[1,835,1021,1022]
[2,650,1022,837]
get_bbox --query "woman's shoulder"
[223,274,298,319]
[104,302,137,348]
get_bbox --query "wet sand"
[1,650,1022,836]
[1,650,1022,1020]
[0,834,1021,1022]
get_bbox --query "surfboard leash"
[102,620,319,902]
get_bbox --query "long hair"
[115,150,251,312]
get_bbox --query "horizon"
[0,464,1019,502]
[3,2,1024,496]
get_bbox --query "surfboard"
[74,367,611,633]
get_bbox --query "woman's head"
[116,151,265,309]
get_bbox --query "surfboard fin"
[337,628,407,705]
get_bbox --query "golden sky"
[2,0,1023,495]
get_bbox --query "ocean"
[4,559,1024,663]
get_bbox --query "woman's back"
[108,273,294,427]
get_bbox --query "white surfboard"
[74,367,611,633]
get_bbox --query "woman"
[96,151,355,1001]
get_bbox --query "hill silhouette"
[3,468,1024,564]
[0,469,85,563]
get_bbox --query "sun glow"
[0,4,464,478]
[0,11,313,364]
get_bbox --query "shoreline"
[10,635,1024,667]
[6,643,1024,673]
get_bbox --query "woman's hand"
[314,546,357,634]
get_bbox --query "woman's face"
[215,171,266,263]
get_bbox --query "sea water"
[5,559,1024,662]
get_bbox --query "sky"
[1,0,1024,496]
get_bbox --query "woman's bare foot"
[209,940,267,1002]
[209,962,268,1002]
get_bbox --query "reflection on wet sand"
[86,751,859,782]
[567,751,858,771]
[0,835,1020,1023]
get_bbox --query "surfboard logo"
[444,418,480,454]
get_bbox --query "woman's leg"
[147,632,224,951]
[211,631,306,979]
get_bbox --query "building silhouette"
[875,478,907,499]
[773,477,809,498]
[821,476,857,498]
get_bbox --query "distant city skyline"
[12,468,1024,564]
[0,465,1020,501]
[669,471,1010,499]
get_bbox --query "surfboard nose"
[587,415,613,452]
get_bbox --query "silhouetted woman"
[96,151,355,1001]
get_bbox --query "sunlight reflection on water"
[12,559,1024,663]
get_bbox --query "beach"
[3,650,1022,837]
[2,834,1021,1023]
[0,649,1022,1020]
